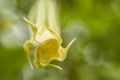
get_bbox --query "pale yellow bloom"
[23,0,75,69]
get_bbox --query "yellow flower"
[23,0,75,70]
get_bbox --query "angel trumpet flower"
[23,0,76,70]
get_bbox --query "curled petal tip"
[23,17,31,24]
[48,64,63,70]
[23,17,26,20]
[66,38,76,50]
[23,17,28,22]
[28,58,33,69]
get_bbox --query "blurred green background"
[0,0,120,80]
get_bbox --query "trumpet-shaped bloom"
[23,0,75,69]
